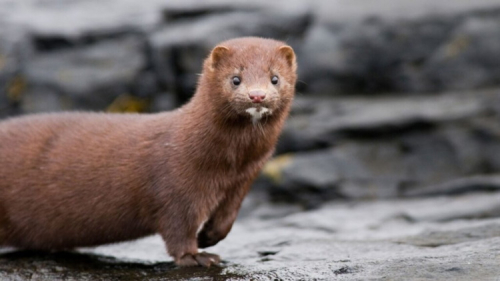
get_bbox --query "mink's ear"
[278,46,296,71]
[210,45,230,70]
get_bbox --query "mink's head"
[200,37,297,124]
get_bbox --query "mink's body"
[0,37,297,267]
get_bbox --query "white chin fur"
[245,107,271,124]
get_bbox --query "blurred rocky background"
[1,0,500,280]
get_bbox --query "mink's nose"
[249,90,266,103]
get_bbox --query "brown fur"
[0,37,296,267]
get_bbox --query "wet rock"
[423,16,500,91]
[266,134,467,204]
[225,193,500,280]
[0,0,167,39]
[20,86,71,113]
[473,117,500,172]
[132,71,161,99]
[300,3,500,94]
[36,192,500,279]
[267,90,500,204]
[395,223,500,247]
[0,250,241,281]
[280,90,494,152]
[0,0,500,113]
[300,17,454,94]
[0,26,31,118]
[161,2,255,23]
[150,93,177,112]
[25,36,146,110]
[402,192,500,222]
[404,175,500,197]
[2,192,500,280]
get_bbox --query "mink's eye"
[232,76,241,86]
[271,75,279,85]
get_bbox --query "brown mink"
[0,37,297,267]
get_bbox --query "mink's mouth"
[245,107,272,124]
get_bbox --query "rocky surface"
[25,36,147,111]
[301,5,500,94]
[2,191,500,280]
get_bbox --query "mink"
[0,37,297,267]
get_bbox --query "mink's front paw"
[176,252,221,267]
[198,227,228,248]
[198,231,218,248]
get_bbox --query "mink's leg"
[197,183,251,249]
[159,203,220,267]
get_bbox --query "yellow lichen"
[7,76,26,102]
[107,94,150,113]
[444,35,470,59]
[0,54,5,71]
[262,154,294,184]
[57,70,73,82]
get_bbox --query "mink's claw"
[176,252,221,267]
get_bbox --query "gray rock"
[423,16,500,91]
[286,90,493,146]
[313,0,500,23]
[1,0,500,101]
[132,71,160,99]
[25,36,146,111]
[266,131,470,204]
[300,17,454,94]
[405,175,500,197]
[396,223,500,247]
[0,26,31,118]
[277,90,497,156]
[150,93,177,113]
[265,149,368,206]
[0,0,301,40]
[300,3,500,94]
[0,251,231,281]
[473,117,500,172]
[20,86,71,113]
[269,90,500,203]
[401,193,500,223]
[0,0,167,39]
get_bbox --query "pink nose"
[249,90,266,103]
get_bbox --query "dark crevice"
[32,31,143,53]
